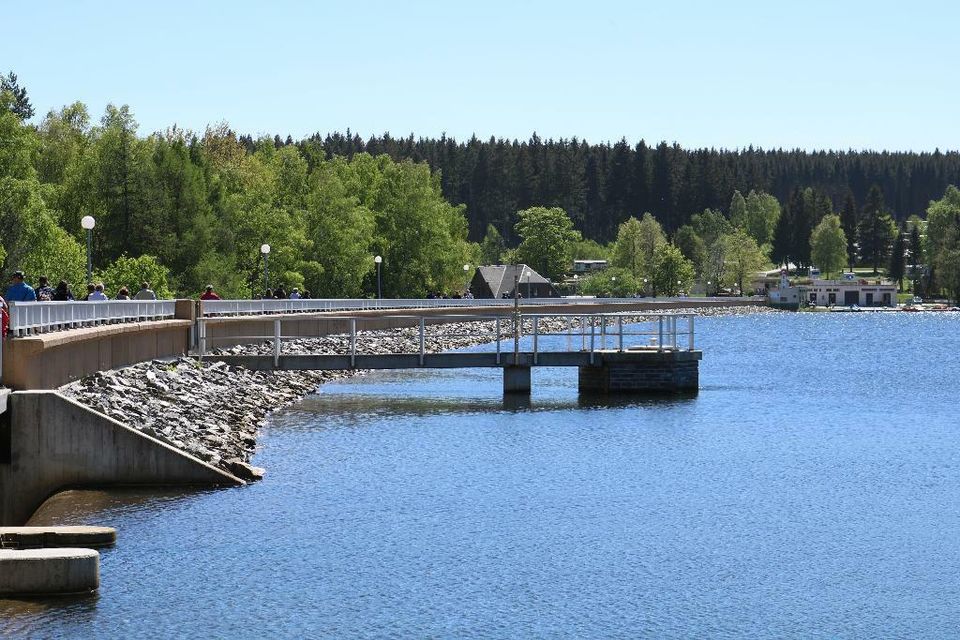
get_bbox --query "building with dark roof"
[469,264,558,299]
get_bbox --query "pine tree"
[0,71,34,120]
[858,185,896,274]
[840,191,858,270]
[889,229,906,291]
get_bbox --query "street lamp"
[260,244,271,293]
[81,215,96,284]
[707,280,712,296]
[374,255,382,299]
[677,280,682,297]
[643,278,648,297]
[463,264,470,294]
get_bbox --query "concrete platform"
[0,548,99,596]
[0,526,116,549]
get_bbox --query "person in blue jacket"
[5,271,36,302]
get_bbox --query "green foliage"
[651,243,695,296]
[809,214,848,278]
[743,190,781,247]
[571,238,609,261]
[723,231,768,295]
[480,224,506,264]
[0,71,34,120]
[673,225,706,274]
[610,213,665,280]
[858,185,897,274]
[97,254,172,298]
[729,190,747,230]
[889,229,906,291]
[514,206,581,281]
[577,267,638,297]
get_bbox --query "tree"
[743,190,781,247]
[889,229,906,291]
[577,267,638,297]
[97,254,173,298]
[0,71,34,120]
[674,225,706,274]
[480,224,505,264]
[651,243,695,296]
[840,191,858,269]
[514,206,581,280]
[729,190,747,230]
[858,185,896,274]
[724,230,768,296]
[610,213,665,280]
[809,214,848,278]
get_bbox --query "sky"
[4,0,958,151]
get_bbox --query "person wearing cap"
[200,285,221,301]
[289,287,301,300]
[5,271,36,302]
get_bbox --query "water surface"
[4,313,960,638]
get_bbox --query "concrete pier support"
[503,365,532,394]
[579,350,702,393]
[0,548,100,596]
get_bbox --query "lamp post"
[610,275,617,298]
[677,280,682,297]
[374,255,382,299]
[707,280,712,296]
[260,244,271,293]
[463,264,470,295]
[81,215,96,284]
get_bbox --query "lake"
[3,312,960,638]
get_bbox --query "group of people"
[4,271,158,302]
[255,287,309,300]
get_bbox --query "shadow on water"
[279,389,698,424]
[27,487,219,527]
[0,592,100,634]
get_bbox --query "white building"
[803,273,897,307]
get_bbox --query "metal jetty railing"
[196,312,696,367]
[6,300,178,337]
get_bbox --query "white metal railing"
[199,297,725,317]
[7,300,177,337]
[197,312,696,366]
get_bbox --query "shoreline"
[60,305,776,476]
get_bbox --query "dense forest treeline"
[5,69,960,300]
[295,131,960,243]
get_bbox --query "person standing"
[52,280,75,301]
[200,285,221,301]
[35,276,54,301]
[5,271,36,302]
[87,283,108,301]
[133,282,157,300]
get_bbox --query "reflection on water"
[6,313,960,638]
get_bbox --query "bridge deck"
[208,349,702,371]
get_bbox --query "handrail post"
[495,316,501,365]
[617,316,623,352]
[419,317,425,366]
[688,315,695,351]
[658,316,664,352]
[533,316,539,365]
[350,319,357,368]
[199,318,207,357]
[589,315,595,365]
[273,319,281,367]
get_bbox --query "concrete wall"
[2,320,193,390]
[0,392,241,526]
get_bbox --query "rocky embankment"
[60,305,775,479]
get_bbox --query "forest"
[4,69,960,300]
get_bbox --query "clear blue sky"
[4,0,957,151]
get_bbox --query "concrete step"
[0,548,99,596]
[0,526,116,549]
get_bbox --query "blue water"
[4,312,960,638]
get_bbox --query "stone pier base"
[578,350,702,393]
